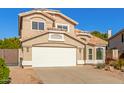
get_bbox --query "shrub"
[105,58,116,65]
[110,59,124,70]
[96,63,105,69]
[0,58,10,84]
[0,37,21,49]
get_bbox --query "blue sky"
[0,8,124,39]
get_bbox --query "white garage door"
[32,47,76,67]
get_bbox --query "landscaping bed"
[95,59,124,72]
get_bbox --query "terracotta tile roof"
[74,29,81,33]
[75,29,107,46]
[88,35,108,46]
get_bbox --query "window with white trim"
[88,48,93,60]
[49,33,64,41]
[96,48,103,60]
[32,21,44,30]
[57,24,68,31]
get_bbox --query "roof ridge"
[33,8,60,13]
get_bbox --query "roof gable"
[45,11,78,25]
[21,31,87,45]
[19,9,78,25]
[18,10,55,37]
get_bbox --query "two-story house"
[108,29,124,59]
[19,9,107,67]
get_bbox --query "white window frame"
[31,20,45,31]
[95,47,105,60]
[48,33,64,41]
[88,48,93,60]
[55,23,69,32]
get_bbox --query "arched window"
[96,48,103,60]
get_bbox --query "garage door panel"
[32,47,76,67]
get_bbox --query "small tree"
[0,58,10,84]
[91,31,108,40]
[0,37,21,49]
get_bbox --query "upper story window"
[32,21,44,30]
[122,34,124,43]
[56,24,69,31]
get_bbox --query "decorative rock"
[104,66,114,72]
[104,66,109,71]
[109,66,114,72]
[121,66,124,72]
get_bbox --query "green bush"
[110,59,124,70]
[0,37,21,49]
[0,58,10,84]
[96,63,105,69]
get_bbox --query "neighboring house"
[19,9,107,67]
[108,29,124,59]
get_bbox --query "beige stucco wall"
[21,13,53,40]
[21,13,75,40]
[20,33,85,61]
[53,14,75,34]
[20,32,106,64]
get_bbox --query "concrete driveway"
[33,65,124,84]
